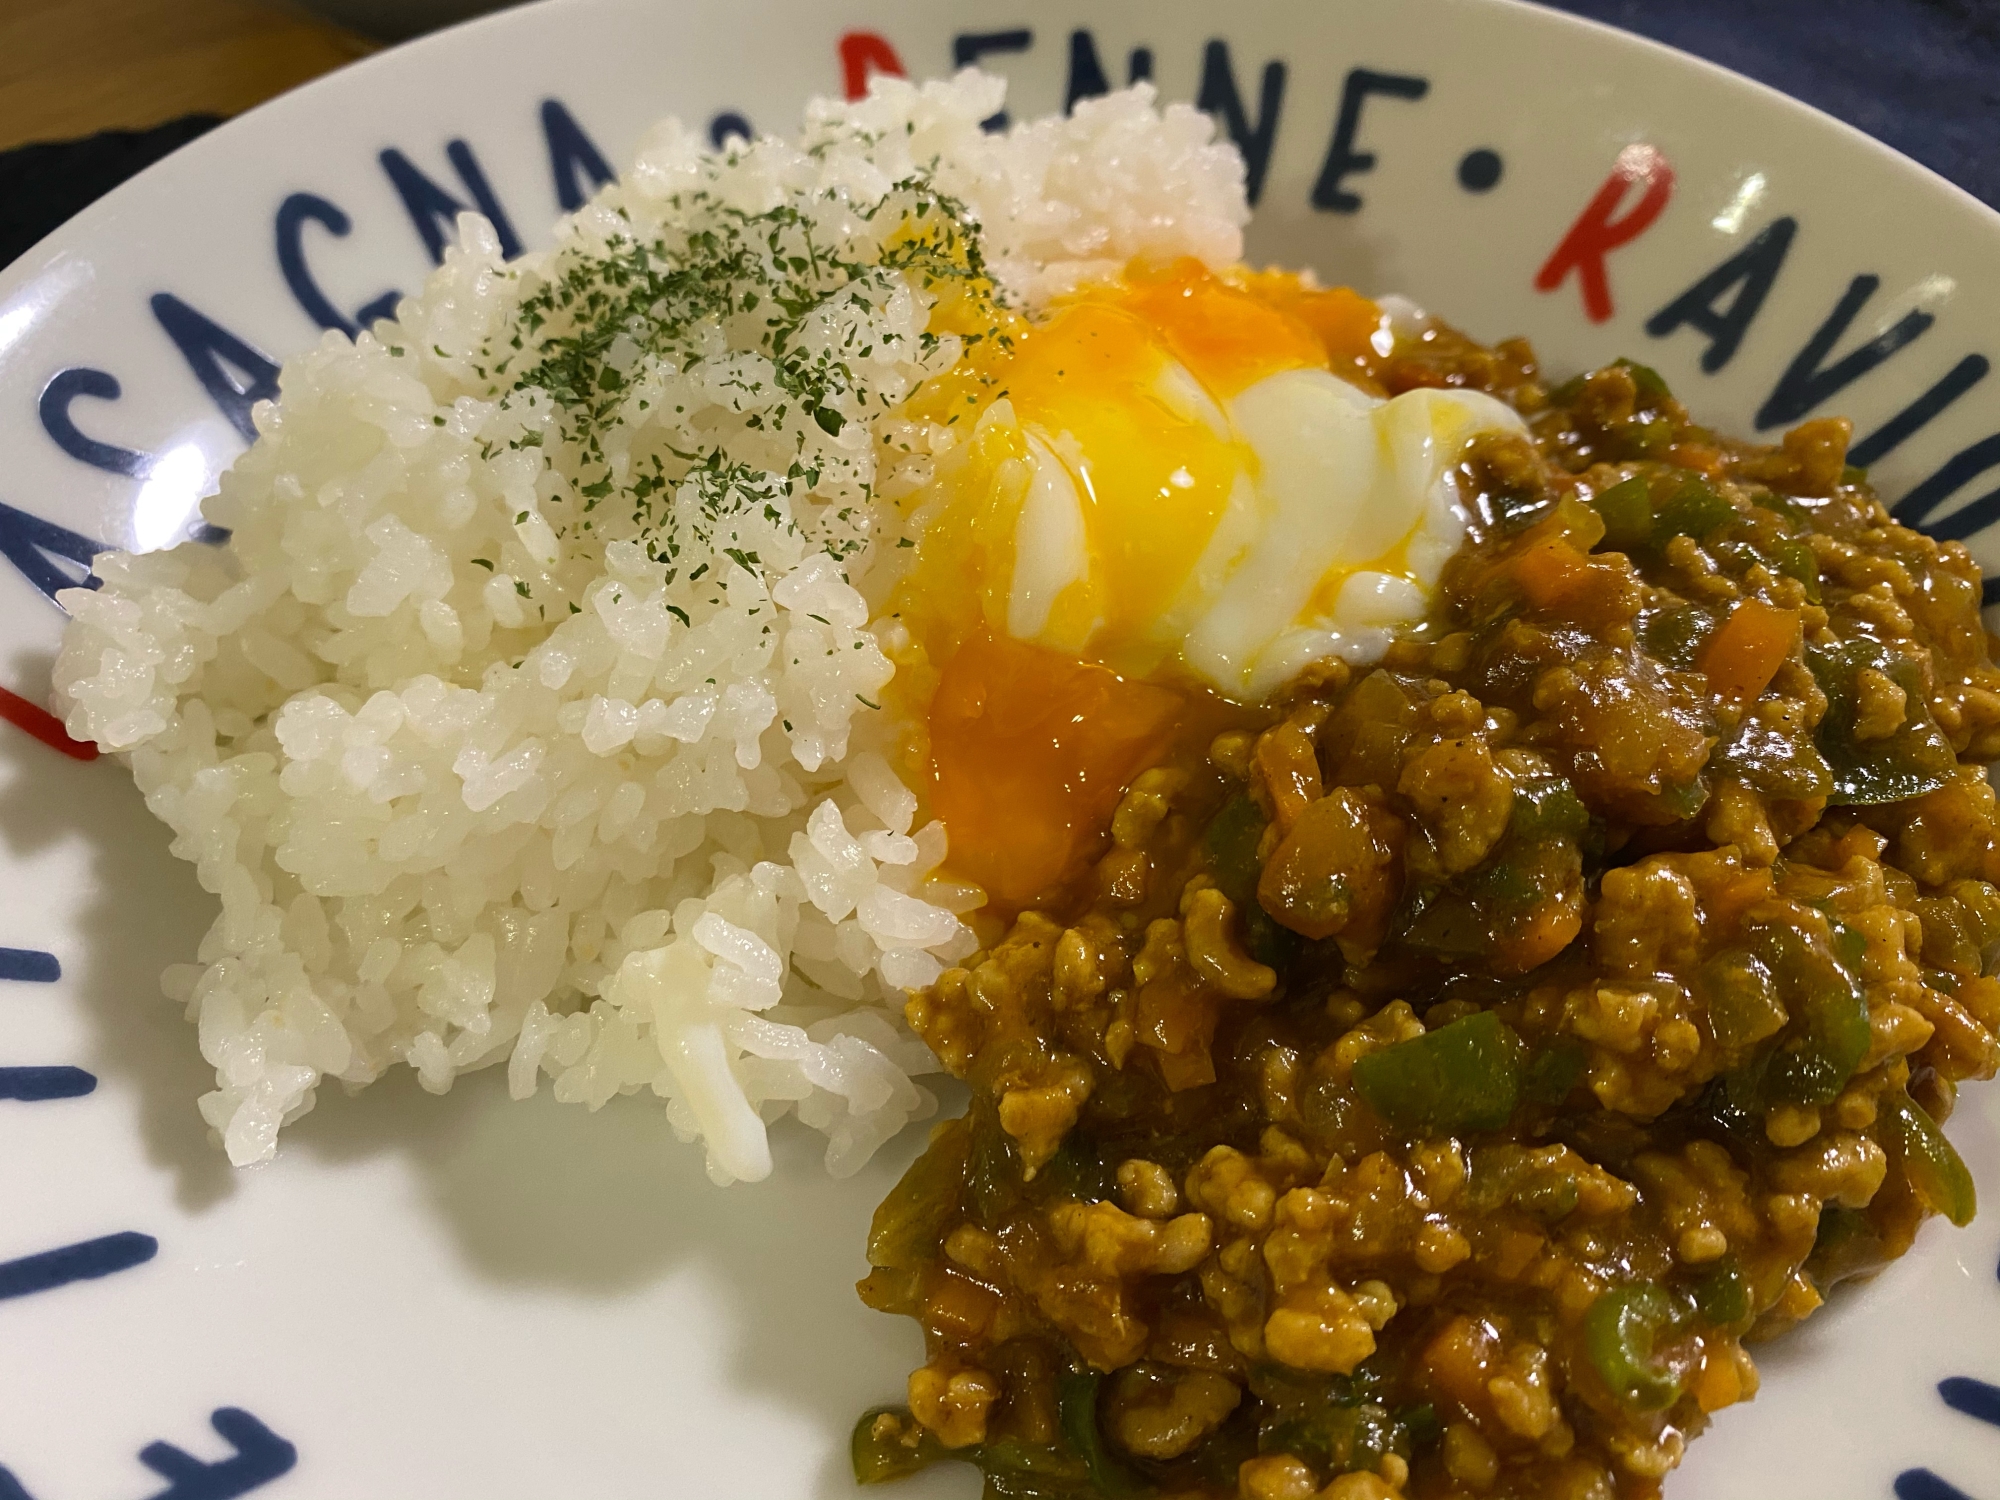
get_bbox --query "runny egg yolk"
[897,261,1524,906]
[996,279,1328,667]
[925,631,1185,906]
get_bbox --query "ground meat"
[853,336,2000,1500]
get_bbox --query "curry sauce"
[852,325,2000,1500]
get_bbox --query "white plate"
[2,2,1998,1496]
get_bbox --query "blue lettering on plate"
[1887,1374,2000,1500]
[541,99,614,213]
[275,193,400,337]
[33,374,226,551]
[0,1408,296,1500]
[1756,272,1934,430]
[149,295,281,445]
[1457,148,1503,193]
[0,1068,95,1102]
[0,1231,156,1301]
[380,142,523,264]
[1311,68,1430,214]
[1891,432,2000,553]
[0,500,107,607]
[1895,432,2000,602]
[0,950,59,983]
[38,370,149,478]
[1644,216,1797,374]
[1646,225,2000,574]
[1851,354,1991,468]
[1196,41,1286,207]
[952,29,1034,129]
[1064,29,1153,113]
[709,113,753,150]
[1940,1376,2000,1428]
[1895,1471,1979,1500]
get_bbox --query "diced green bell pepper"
[1352,1011,1523,1136]
[1710,710,1836,800]
[1523,1040,1588,1105]
[1699,949,1788,1050]
[976,1438,1092,1493]
[1640,604,1718,670]
[1058,1367,1143,1497]
[1689,1256,1752,1328]
[1509,774,1590,841]
[1589,475,1653,553]
[1615,358,1674,404]
[1203,792,1298,968]
[1652,476,1736,543]
[1584,1281,1684,1411]
[1806,637,1956,806]
[1768,537,1821,601]
[851,1408,949,1484]
[1806,1203,1882,1291]
[866,1117,969,1270]
[966,1097,1022,1230]
[1258,1403,1402,1476]
[1485,483,1554,534]
[1204,792,1265,906]
[1751,920,1872,1107]
[1886,1091,1977,1228]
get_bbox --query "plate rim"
[5,0,2000,309]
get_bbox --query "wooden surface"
[0,0,375,154]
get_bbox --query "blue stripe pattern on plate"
[1940,1376,2000,1429]
[0,951,59,984]
[0,1406,296,1500]
[1896,1471,1979,1500]
[0,1067,94,1101]
[0,1231,156,1300]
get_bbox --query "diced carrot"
[1699,598,1801,711]
[1703,863,1779,935]
[1514,540,1590,612]
[1513,539,1638,626]
[1419,1315,1503,1418]
[1668,441,1727,478]
[1494,885,1584,974]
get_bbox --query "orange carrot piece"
[1494,885,1584,974]
[1700,598,1801,711]
[1514,540,1591,612]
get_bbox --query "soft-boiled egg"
[893,261,1526,906]
[896,261,1527,700]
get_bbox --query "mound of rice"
[52,72,1248,1183]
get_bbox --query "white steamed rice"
[52,72,1249,1183]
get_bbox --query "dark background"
[1544,0,2000,212]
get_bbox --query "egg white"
[998,363,1527,698]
